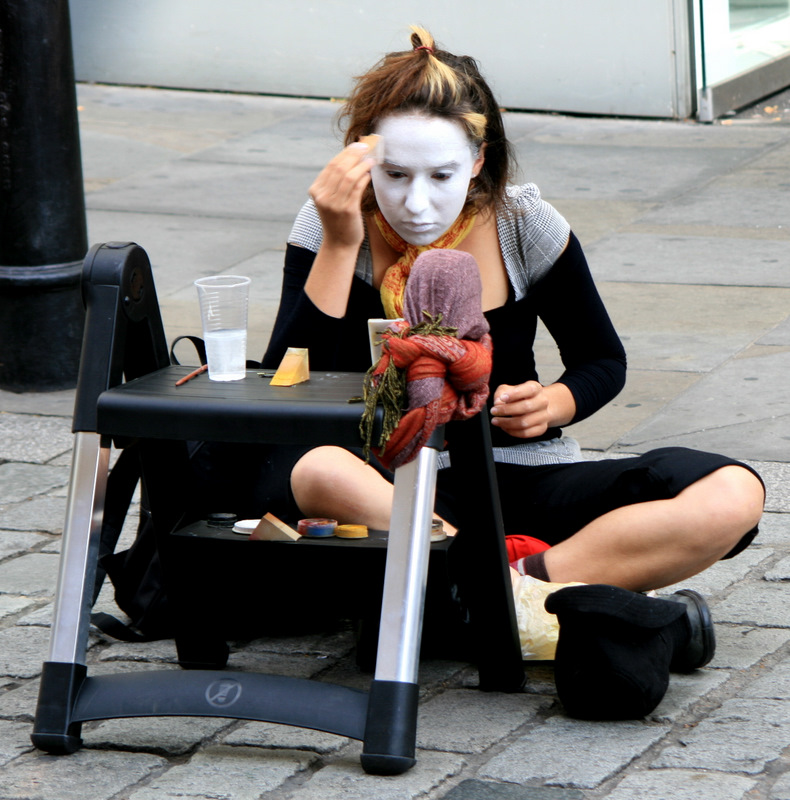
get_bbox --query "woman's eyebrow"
[381,160,461,170]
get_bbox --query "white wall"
[68,0,695,119]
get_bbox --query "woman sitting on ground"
[261,26,765,717]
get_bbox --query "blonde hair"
[339,26,513,214]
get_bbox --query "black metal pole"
[0,0,87,392]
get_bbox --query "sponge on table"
[270,347,310,386]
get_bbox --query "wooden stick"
[175,364,208,386]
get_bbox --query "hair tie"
[414,45,434,54]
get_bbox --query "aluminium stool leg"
[361,444,439,775]
[32,432,110,753]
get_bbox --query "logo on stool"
[205,679,242,708]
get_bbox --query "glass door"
[698,0,790,117]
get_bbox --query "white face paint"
[371,114,483,246]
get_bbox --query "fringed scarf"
[360,249,493,470]
[375,208,477,319]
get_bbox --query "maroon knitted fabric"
[365,249,493,470]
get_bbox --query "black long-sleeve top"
[262,227,626,450]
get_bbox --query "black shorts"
[436,446,763,558]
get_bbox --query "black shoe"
[545,584,687,721]
[667,589,715,672]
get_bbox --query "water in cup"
[194,275,251,381]
[204,328,246,381]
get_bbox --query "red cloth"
[365,249,493,470]
[505,535,551,563]
[372,324,492,469]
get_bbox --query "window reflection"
[701,0,790,85]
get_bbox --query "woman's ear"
[472,142,487,178]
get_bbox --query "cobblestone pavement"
[1,83,789,799]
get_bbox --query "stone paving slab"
[279,744,467,800]
[510,142,760,202]
[0,749,167,800]
[604,769,756,800]
[652,697,790,774]
[87,160,317,223]
[615,349,790,461]
[126,745,318,800]
[638,182,789,229]
[479,717,671,789]
[2,85,790,800]
[586,232,790,286]
[0,415,73,464]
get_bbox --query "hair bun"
[410,26,436,54]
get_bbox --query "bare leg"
[544,466,765,592]
[290,446,458,533]
[292,450,764,590]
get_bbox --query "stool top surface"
[96,367,379,446]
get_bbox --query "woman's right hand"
[304,140,377,317]
[309,141,375,250]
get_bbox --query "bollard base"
[0,261,84,393]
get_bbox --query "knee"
[291,446,348,499]
[689,465,765,553]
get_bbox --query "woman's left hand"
[490,381,576,439]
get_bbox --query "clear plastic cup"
[194,275,251,381]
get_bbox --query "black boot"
[545,584,692,720]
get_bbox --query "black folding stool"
[32,242,524,775]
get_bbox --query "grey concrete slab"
[0,414,74,464]
[84,210,289,292]
[0,554,59,597]
[237,625,355,659]
[567,370,701,453]
[653,698,790,774]
[442,781,584,800]
[599,283,790,373]
[507,142,758,202]
[80,129,190,191]
[83,716,235,755]
[0,497,66,534]
[713,582,790,627]
[0,532,51,562]
[0,389,74,418]
[615,349,790,462]
[516,113,789,150]
[0,719,36,767]
[283,744,467,800]
[0,625,51,678]
[713,625,790,670]
[0,596,38,623]
[649,669,729,722]
[586,233,790,287]
[191,114,341,170]
[479,717,671,789]
[541,197,655,246]
[749,510,790,545]
[0,749,167,800]
[663,546,774,598]
[415,689,549,753]
[86,160,315,222]
[221,721,350,754]
[744,462,790,513]
[605,769,756,800]
[741,659,790,699]
[0,464,69,504]
[759,314,790,346]
[125,746,317,800]
[638,184,789,230]
[76,84,313,150]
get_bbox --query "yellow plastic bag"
[511,573,585,661]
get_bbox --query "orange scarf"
[375,209,477,319]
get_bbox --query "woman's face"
[371,114,484,246]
